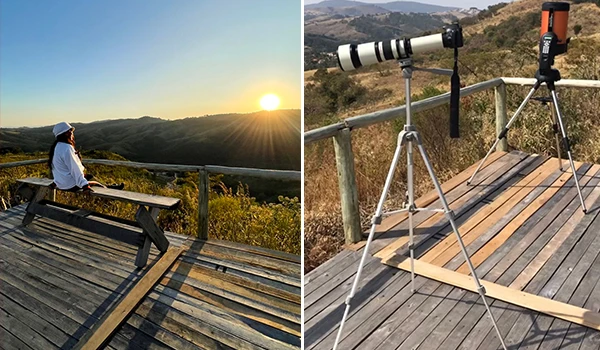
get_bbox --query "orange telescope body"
[541,2,569,44]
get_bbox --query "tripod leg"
[333,131,407,350]
[414,132,508,350]
[550,90,587,213]
[549,102,563,170]
[407,137,416,293]
[468,83,541,185]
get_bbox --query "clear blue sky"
[1,0,301,127]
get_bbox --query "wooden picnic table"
[17,177,181,268]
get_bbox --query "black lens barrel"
[349,44,362,70]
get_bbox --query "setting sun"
[260,94,280,111]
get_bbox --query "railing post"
[333,128,362,244]
[198,169,209,240]
[495,82,508,152]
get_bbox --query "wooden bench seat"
[17,177,181,268]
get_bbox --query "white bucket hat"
[52,122,74,137]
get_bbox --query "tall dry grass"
[0,151,301,255]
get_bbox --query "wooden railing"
[305,77,600,244]
[0,158,300,239]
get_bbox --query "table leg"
[23,187,50,226]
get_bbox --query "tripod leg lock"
[408,244,415,251]
[345,295,353,306]
[562,137,571,152]
[444,210,456,220]
[498,127,509,140]
[372,216,382,225]
[477,285,487,295]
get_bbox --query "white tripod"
[333,59,507,350]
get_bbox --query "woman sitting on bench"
[48,122,124,193]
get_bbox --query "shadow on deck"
[305,151,600,350]
[0,204,300,350]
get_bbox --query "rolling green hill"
[1,109,301,171]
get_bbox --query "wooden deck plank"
[0,307,58,350]
[305,154,541,349]
[440,163,579,273]
[169,259,300,305]
[154,283,299,348]
[157,278,300,340]
[0,204,299,349]
[363,151,530,256]
[348,151,509,251]
[305,254,380,310]
[0,293,75,349]
[122,313,200,350]
[367,282,456,350]
[519,217,600,350]
[458,163,598,275]
[0,326,34,350]
[163,267,300,323]
[181,251,300,288]
[513,250,600,350]
[373,152,537,260]
[420,157,554,265]
[451,201,600,350]
[75,247,183,350]
[133,296,255,350]
[462,163,593,281]
[305,250,360,296]
[306,154,600,350]
[305,257,387,322]
[382,256,600,331]
[145,290,297,350]
[190,241,300,277]
[306,268,411,349]
[111,321,172,350]
[202,239,300,264]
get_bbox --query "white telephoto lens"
[337,44,356,71]
[409,33,444,55]
[356,42,379,67]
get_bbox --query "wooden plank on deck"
[75,247,184,350]
[382,256,600,332]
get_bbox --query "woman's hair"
[48,131,77,169]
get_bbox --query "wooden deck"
[0,204,300,349]
[305,151,600,350]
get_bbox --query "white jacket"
[52,142,89,190]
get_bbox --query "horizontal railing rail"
[0,158,300,239]
[304,76,600,244]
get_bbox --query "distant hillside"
[0,110,301,171]
[305,1,459,14]
[304,1,474,70]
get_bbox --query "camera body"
[336,22,463,72]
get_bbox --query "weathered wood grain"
[75,247,183,350]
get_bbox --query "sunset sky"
[0,1,301,127]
